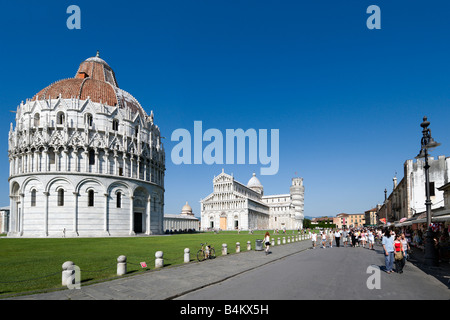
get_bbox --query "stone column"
[146,196,151,235]
[55,149,60,171]
[130,155,134,178]
[73,192,78,236]
[137,158,141,180]
[104,150,109,175]
[44,148,49,172]
[34,150,40,172]
[26,151,31,173]
[104,193,109,235]
[95,149,99,174]
[19,193,24,235]
[122,153,127,177]
[129,196,135,235]
[113,151,118,176]
[43,191,49,236]
[63,148,69,172]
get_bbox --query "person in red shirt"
[394,234,405,273]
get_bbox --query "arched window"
[88,190,94,207]
[31,189,37,207]
[134,126,139,137]
[34,113,40,127]
[85,113,93,127]
[112,119,119,131]
[58,189,64,206]
[57,112,65,125]
[116,192,122,208]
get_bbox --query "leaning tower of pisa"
[290,177,305,229]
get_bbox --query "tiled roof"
[31,53,146,117]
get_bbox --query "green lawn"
[0,230,306,297]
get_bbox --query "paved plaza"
[5,239,450,300]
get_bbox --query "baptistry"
[7,52,165,237]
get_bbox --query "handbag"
[394,250,403,260]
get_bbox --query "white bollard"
[236,242,240,253]
[283,237,286,244]
[277,237,281,245]
[155,251,164,268]
[184,248,190,263]
[247,241,251,251]
[288,236,291,243]
[62,261,75,286]
[271,238,275,246]
[117,255,127,276]
[222,243,228,255]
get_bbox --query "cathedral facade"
[200,171,304,231]
[7,52,165,237]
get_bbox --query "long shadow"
[407,250,450,289]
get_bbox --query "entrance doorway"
[220,216,227,230]
[134,212,143,233]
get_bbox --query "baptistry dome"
[32,51,146,117]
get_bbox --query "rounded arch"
[19,176,43,194]
[75,177,106,194]
[45,176,74,193]
[10,181,20,197]
[107,181,131,197]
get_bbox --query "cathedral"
[7,52,165,237]
[200,170,305,231]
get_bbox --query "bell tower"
[290,177,305,229]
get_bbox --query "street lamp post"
[415,116,440,267]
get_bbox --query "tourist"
[311,232,317,249]
[342,229,348,247]
[394,234,405,273]
[356,229,361,247]
[328,230,334,248]
[368,229,375,250]
[401,233,410,261]
[321,231,327,248]
[382,228,395,273]
[361,229,366,248]
[351,229,357,247]
[264,231,271,255]
[334,229,341,247]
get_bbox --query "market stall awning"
[433,214,450,222]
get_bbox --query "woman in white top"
[368,230,375,250]
[361,230,366,248]
[264,231,271,255]
[322,232,327,248]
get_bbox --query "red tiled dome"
[32,52,146,117]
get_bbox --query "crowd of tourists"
[309,227,381,250]
[308,227,412,274]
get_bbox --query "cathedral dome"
[247,173,263,194]
[31,51,146,117]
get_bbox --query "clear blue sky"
[1,0,449,218]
